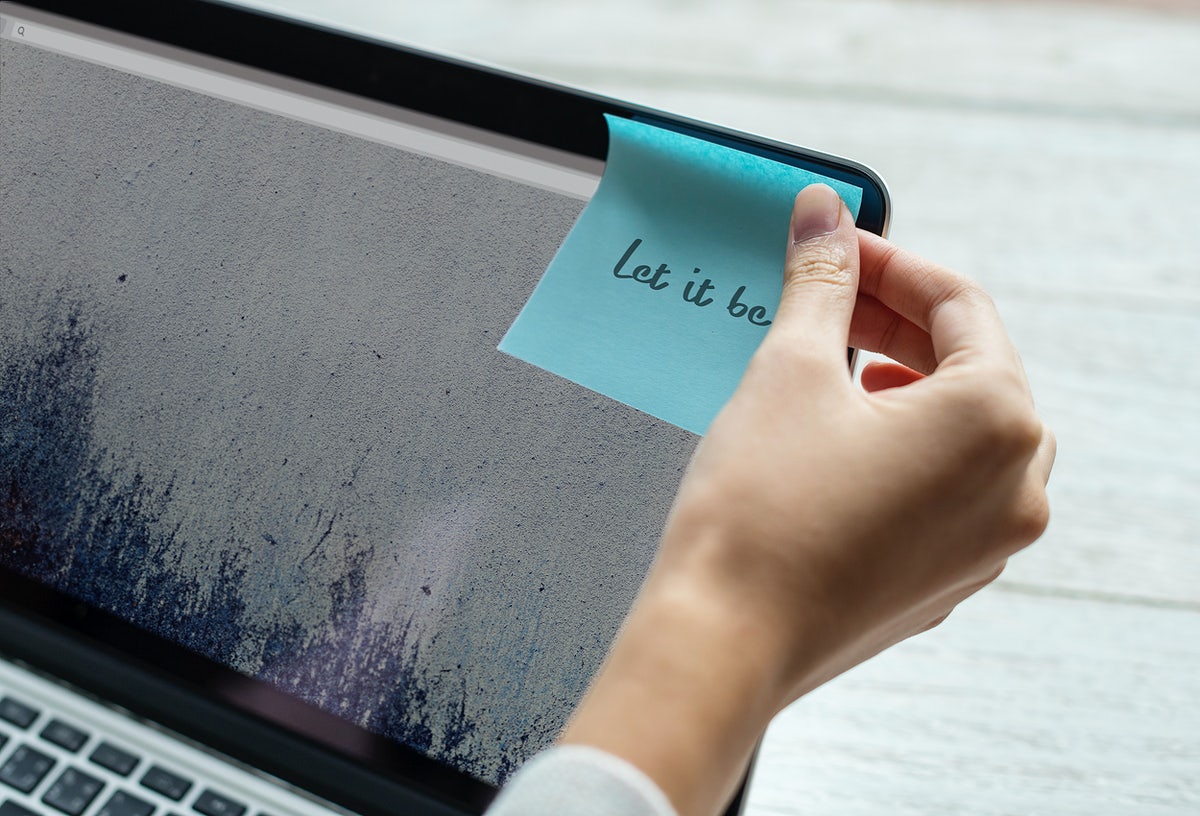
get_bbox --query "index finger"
[856,230,1014,368]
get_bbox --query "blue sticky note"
[499,115,862,435]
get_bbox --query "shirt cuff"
[486,745,678,816]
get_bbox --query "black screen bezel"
[1,1,889,814]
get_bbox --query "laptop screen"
[1,6,891,809]
[0,5,694,788]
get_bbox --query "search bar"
[0,14,27,38]
[2,16,95,53]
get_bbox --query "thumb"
[769,184,859,367]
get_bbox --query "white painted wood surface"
[244,1,1200,811]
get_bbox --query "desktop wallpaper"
[0,41,695,783]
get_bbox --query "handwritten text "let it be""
[612,238,773,326]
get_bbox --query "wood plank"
[747,586,1200,815]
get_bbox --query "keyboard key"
[96,790,155,816]
[89,744,140,777]
[40,721,90,753]
[192,790,245,816]
[139,766,191,801]
[42,767,104,816]
[1,800,41,816]
[0,733,8,751]
[0,744,56,793]
[0,698,39,730]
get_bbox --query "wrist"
[560,563,790,816]
[654,494,863,704]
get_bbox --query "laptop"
[0,2,890,815]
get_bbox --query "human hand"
[559,184,1055,816]
[664,182,1055,701]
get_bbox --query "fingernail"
[791,184,843,245]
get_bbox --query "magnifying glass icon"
[16,25,24,35]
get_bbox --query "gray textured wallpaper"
[0,42,696,783]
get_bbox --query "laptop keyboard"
[0,663,346,816]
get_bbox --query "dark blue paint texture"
[0,300,501,779]
[0,300,245,664]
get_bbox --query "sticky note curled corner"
[499,115,862,436]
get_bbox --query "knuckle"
[963,561,1007,594]
[920,612,952,634]
[1041,424,1058,462]
[1011,491,1051,546]
[957,279,995,311]
[930,274,991,318]
[784,240,855,290]
[965,281,996,310]
[961,378,1043,461]
[998,408,1044,459]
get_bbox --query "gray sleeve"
[486,746,678,816]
